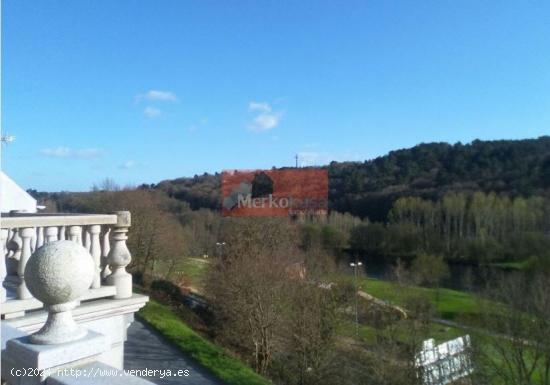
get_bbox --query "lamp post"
[216,242,226,258]
[350,261,363,339]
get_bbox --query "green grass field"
[138,299,271,385]
[487,259,533,271]
[154,257,210,291]
[358,277,481,321]
[340,319,465,346]
[178,257,210,289]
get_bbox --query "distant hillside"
[155,173,221,211]
[154,136,550,221]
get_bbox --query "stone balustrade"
[1,241,152,385]
[1,212,134,319]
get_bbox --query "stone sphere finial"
[25,240,94,344]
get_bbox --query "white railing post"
[58,225,66,241]
[7,228,22,261]
[89,224,101,289]
[6,229,20,278]
[68,225,82,244]
[17,227,34,299]
[106,211,132,299]
[1,228,8,303]
[101,227,111,279]
[84,226,91,252]
[36,226,45,249]
[45,226,59,243]
[31,228,37,252]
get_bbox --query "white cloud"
[144,106,162,118]
[249,113,280,132]
[76,148,104,158]
[119,160,136,169]
[249,102,271,113]
[247,101,281,132]
[136,90,178,102]
[40,147,71,157]
[40,147,103,159]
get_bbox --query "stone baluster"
[68,225,82,244]
[106,211,132,299]
[31,228,37,252]
[6,229,21,277]
[84,226,91,252]
[36,226,45,249]
[101,227,111,278]
[1,229,8,303]
[1,230,7,256]
[45,226,59,243]
[17,227,34,299]
[6,229,13,257]
[7,228,22,260]
[89,225,101,289]
[58,225,66,241]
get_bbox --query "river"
[352,257,513,292]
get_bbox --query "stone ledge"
[4,294,149,334]
[2,286,118,317]
[0,214,117,228]
[6,331,109,370]
[1,323,26,351]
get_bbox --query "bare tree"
[117,190,187,284]
[205,217,301,375]
[474,272,550,385]
[274,281,343,385]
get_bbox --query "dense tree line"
[155,172,220,210]
[152,137,550,221]
[33,188,550,266]
[330,136,550,220]
[351,192,550,263]
[32,137,550,225]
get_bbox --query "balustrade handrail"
[1,211,133,316]
[0,213,117,228]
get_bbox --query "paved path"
[125,319,226,385]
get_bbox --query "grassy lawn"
[138,299,270,385]
[354,277,481,321]
[178,257,210,290]
[340,317,465,346]
[487,259,533,271]
[368,322,464,344]
[154,257,210,292]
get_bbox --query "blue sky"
[2,0,549,191]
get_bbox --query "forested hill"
[155,136,550,221]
